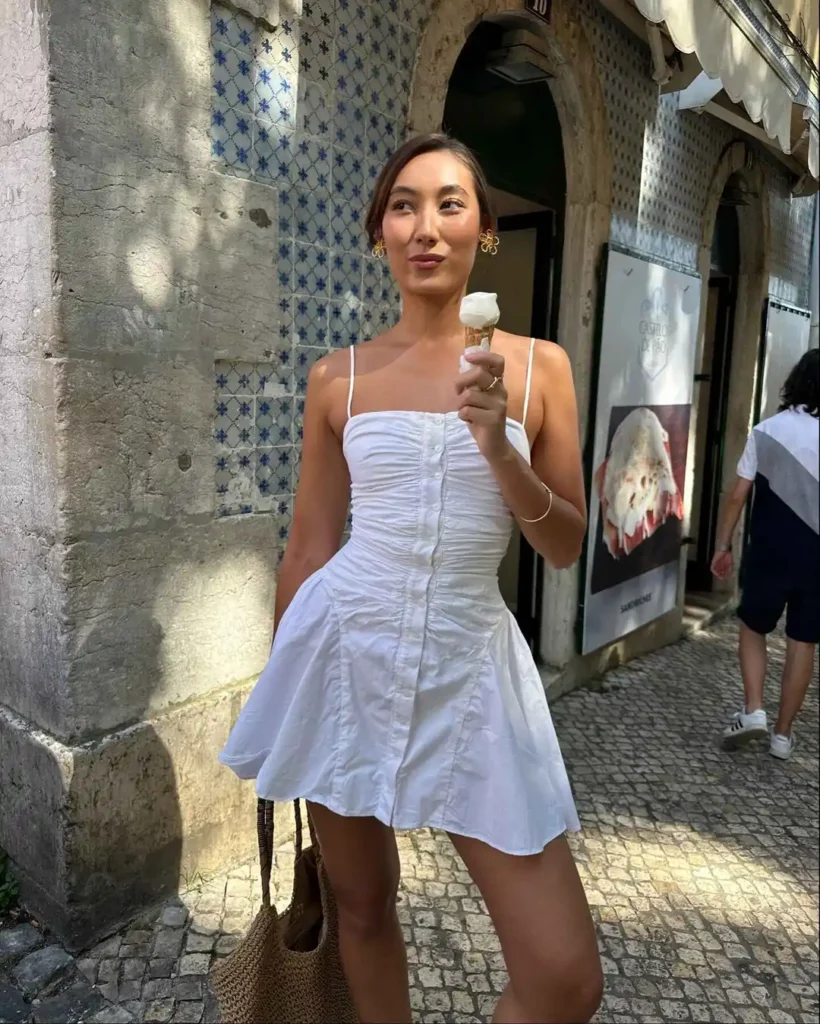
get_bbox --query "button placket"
[384,417,441,822]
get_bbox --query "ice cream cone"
[464,324,495,351]
[459,292,500,372]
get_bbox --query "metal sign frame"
[575,242,702,655]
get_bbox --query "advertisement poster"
[758,300,811,422]
[581,247,700,655]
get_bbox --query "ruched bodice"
[220,350,580,855]
[328,410,530,626]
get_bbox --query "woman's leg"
[449,831,603,1024]
[308,802,411,1024]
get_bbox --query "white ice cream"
[459,292,500,329]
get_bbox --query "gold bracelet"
[520,482,553,523]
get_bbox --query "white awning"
[634,0,819,179]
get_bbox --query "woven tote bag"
[211,799,358,1024]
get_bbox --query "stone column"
[1,0,284,947]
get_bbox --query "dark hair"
[780,347,819,417]
[365,133,495,246]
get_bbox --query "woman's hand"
[455,350,511,463]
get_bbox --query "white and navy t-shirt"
[737,407,819,584]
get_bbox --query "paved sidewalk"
[1,619,817,1023]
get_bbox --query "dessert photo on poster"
[590,403,690,596]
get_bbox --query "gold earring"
[479,229,499,256]
[372,238,386,259]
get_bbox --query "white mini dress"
[220,342,580,855]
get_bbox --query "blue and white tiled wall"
[767,157,816,307]
[583,0,816,284]
[211,0,433,519]
[211,0,816,525]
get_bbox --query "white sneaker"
[769,731,795,760]
[722,708,768,750]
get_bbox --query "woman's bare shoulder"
[532,338,571,373]
[494,332,567,373]
[310,338,397,433]
[316,334,396,374]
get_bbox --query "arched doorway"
[686,142,770,605]
[409,1,612,669]
[443,17,567,651]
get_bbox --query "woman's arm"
[493,343,587,569]
[459,342,587,570]
[274,358,350,630]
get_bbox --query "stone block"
[0,526,68,733]
[0,132,55,357]
[54,156,283,363]
[0,134,65,739]
[62,516,278,737]
[57,355,216,536]
[12,945,74,997]
[0,923,45,969]
[160,905,188,929]
[0,706,71,906]
[0,979,29,1024]
[0,687,257,949]
[89,1006,135,1024]
[174,977,204,1000]
[49,0,211,172]
[0,0,50,145]
[144,1001,175,1024]
[149,958,175,979]
[31,981,106,1024]
[178,953,211,976]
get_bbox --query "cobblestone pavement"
[1,619,817,1023]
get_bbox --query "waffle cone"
[463,324,495,350]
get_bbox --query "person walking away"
[219,134,603,1023]
[712,348,819,759]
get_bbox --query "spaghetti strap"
[347,345,356,420]
[522,338,536,427]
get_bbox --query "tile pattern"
[7,620,815,1022]
[579,0,816,288]
[210,0,432,518]
[210,0,816,522]
[578,0,725,268]
[766,155,816,309]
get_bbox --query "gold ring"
[482,375,502,392]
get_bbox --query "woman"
[221,133,603,1024]
[713,347,819,760]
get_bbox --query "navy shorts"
[738,567,820,644]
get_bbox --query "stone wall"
[0,0,67,735]
[0,0,283,946]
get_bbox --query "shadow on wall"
[63,614,183,949]
[0,614,183,950]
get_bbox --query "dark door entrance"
[498,212,558,651]
[686,196,739,594]
[443,16,567,655]
[686,275,736,592]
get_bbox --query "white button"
[434,444,442,452]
